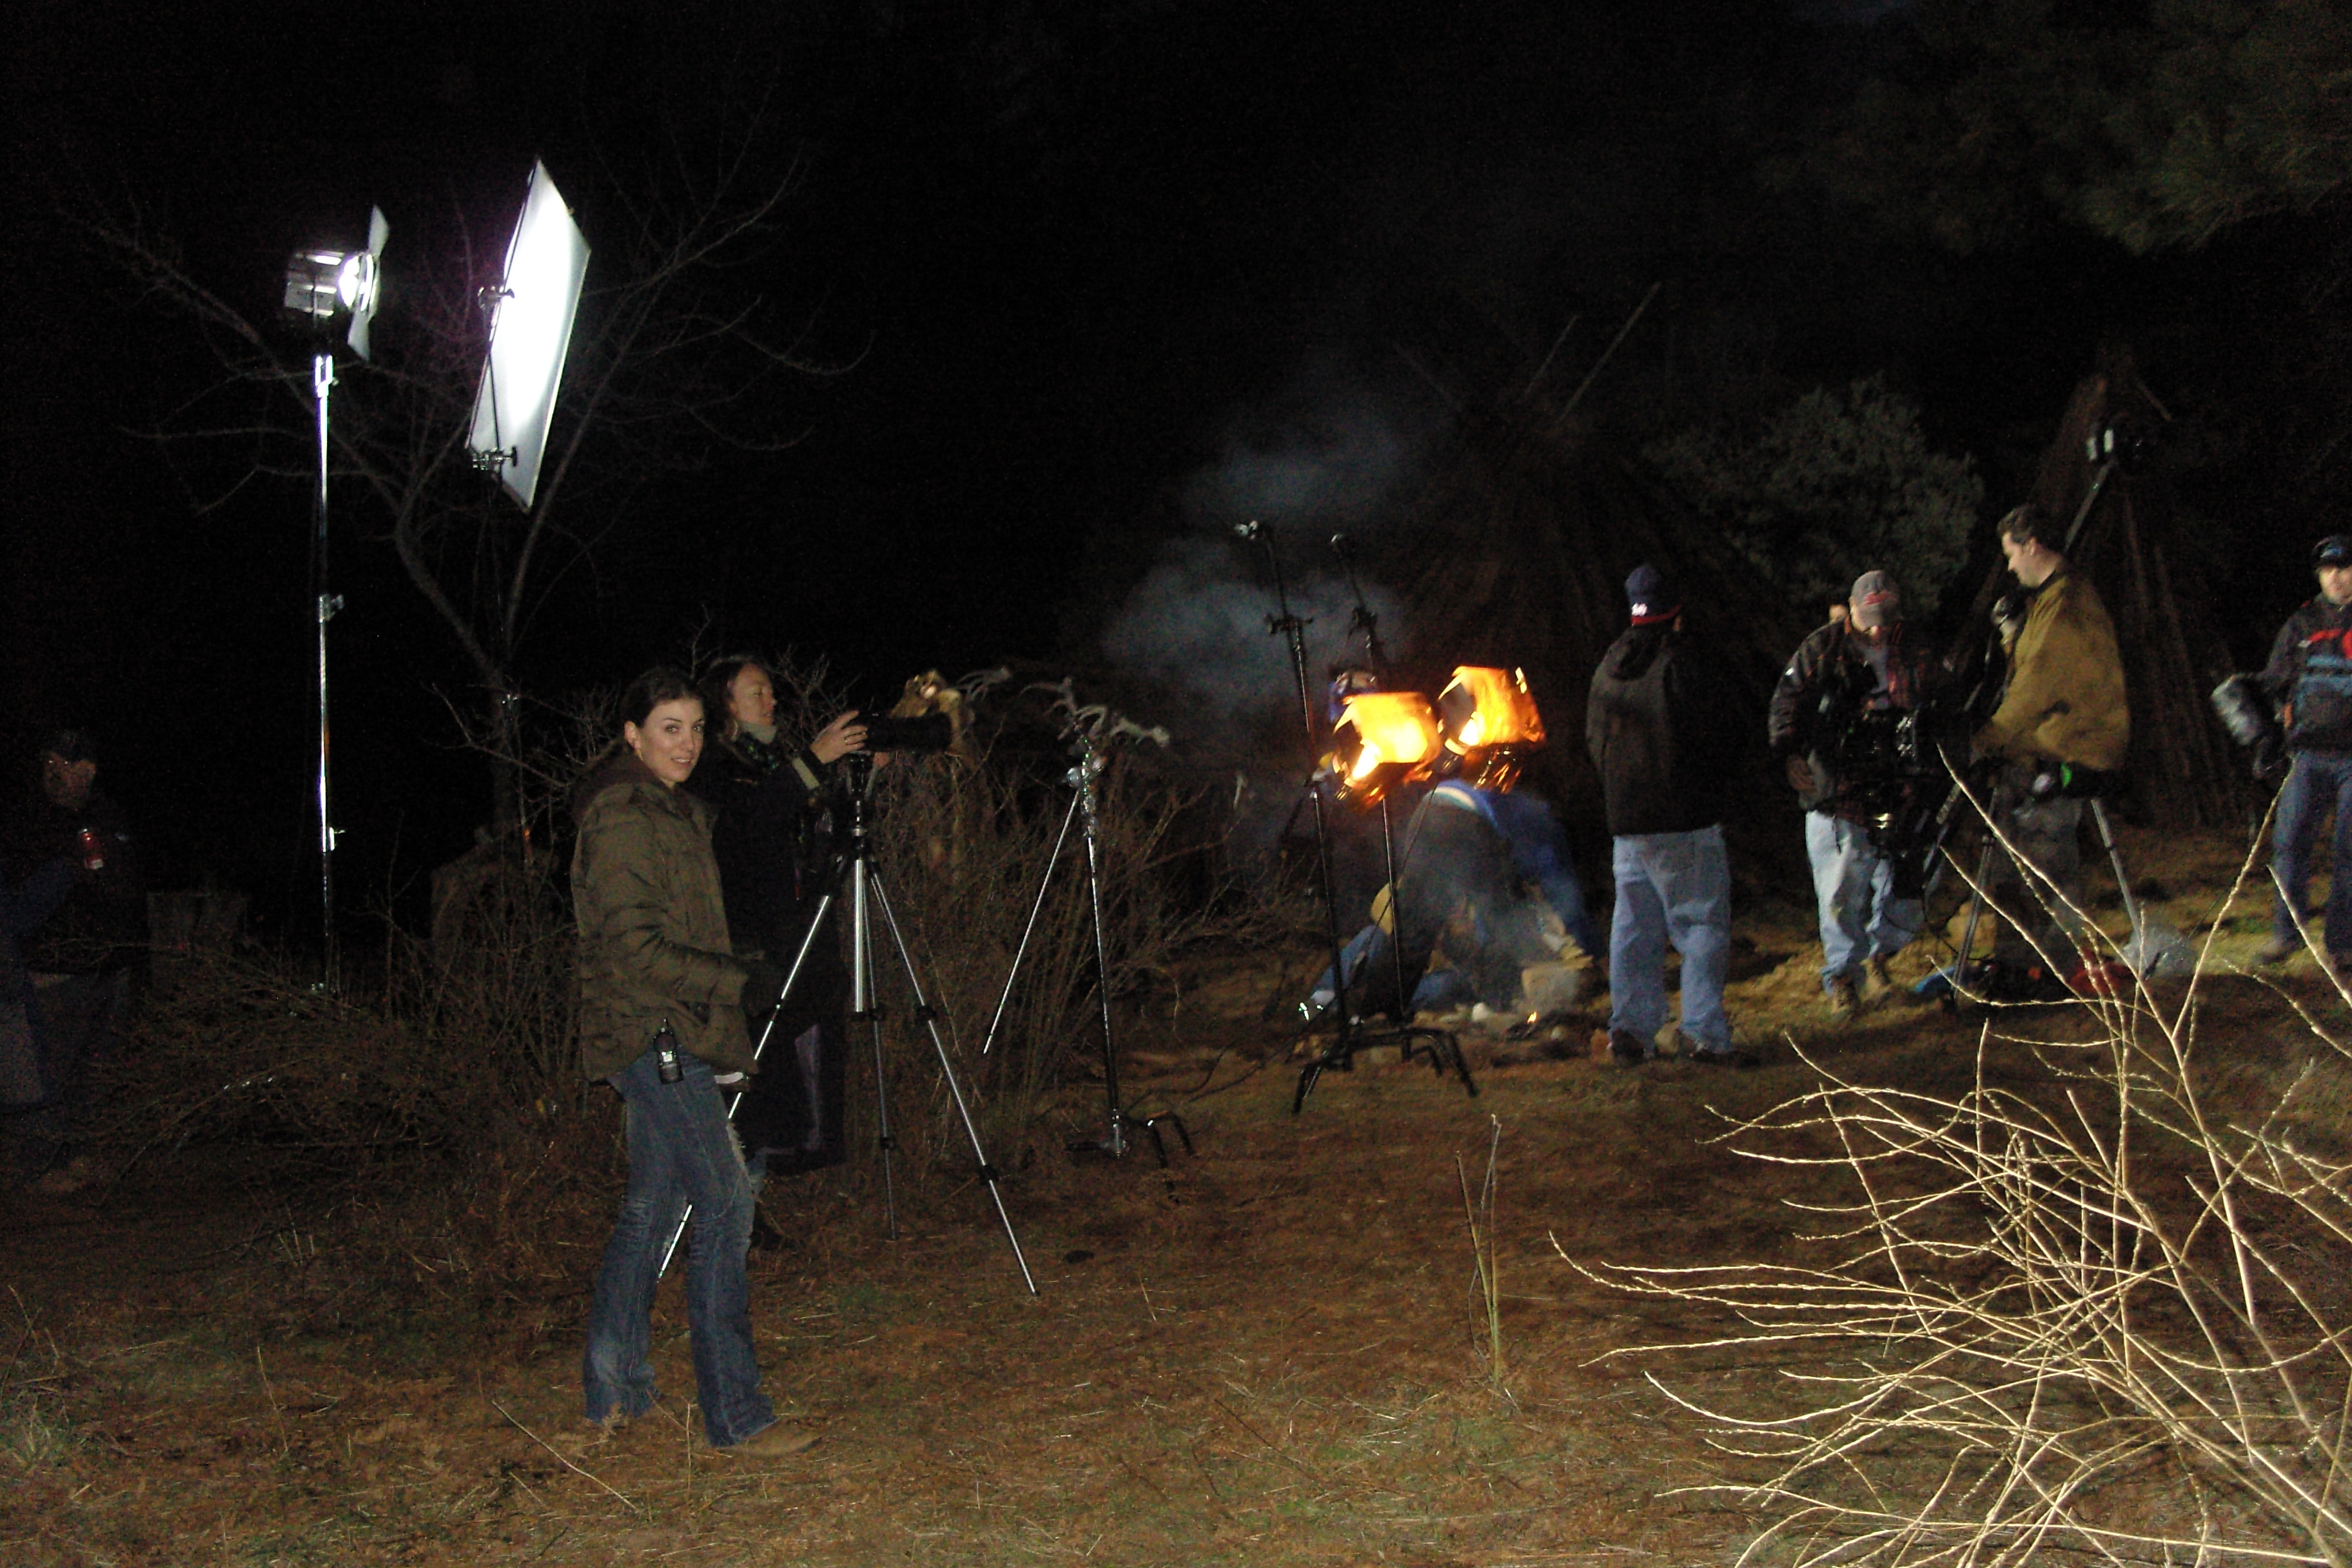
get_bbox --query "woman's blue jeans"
[583,1048,774,1447]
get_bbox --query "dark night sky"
[1,0,2315,934]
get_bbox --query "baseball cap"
[1849,570,1901,630]
[2315,535,2352,569]
[1625,563,1680,623]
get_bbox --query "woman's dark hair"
[696,654,767,740]
[620,666,702,729]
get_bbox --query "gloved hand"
[1991,593,2026,649]
[739,958,787,1016]
[2253,738,2288,787]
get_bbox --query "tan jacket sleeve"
[1973,573,2130,770]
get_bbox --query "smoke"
[1100,535,1404,731]
[1102,365,1428,739]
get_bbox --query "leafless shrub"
[1572,822,2352,1565]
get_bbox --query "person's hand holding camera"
[809,711,869,765]
[1991,592,2026,649]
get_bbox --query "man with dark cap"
[6,730,146,1194]
[1587,564,1750,1066]
[1972,504,2130,981]
[1769,570,1937,1015]
[2255,534,2352,967]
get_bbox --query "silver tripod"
[658,758,1037,1295]
[979,715,1190,1166]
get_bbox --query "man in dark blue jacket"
[2258,534,2352,967]
[1587,565,1750,1066]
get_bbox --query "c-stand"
[1232,522,1475,1114]
[979,697,1191,1168]
[658,753,1038,1295]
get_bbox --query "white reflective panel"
[469,164,591,509]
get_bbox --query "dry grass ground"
[4,819,2344,1566]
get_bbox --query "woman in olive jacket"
[572,667,807,1456]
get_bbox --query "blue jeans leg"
[1807,815,1921,990]
[2276,751,2352,956]
[1608,839,1670,1050]
[1653,826,1733,1053]
[583,1050,774,1447]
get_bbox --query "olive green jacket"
[1973,568,2131,772]
[571,753,758,1081]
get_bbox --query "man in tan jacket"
[1971,504,2130,979]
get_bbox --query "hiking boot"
[2252,936,2298,967]
[1686,1044,1760,1070]
[1825,974,1859,1019]
[1858,957,1896,1008]
[1604,1029,1652,1068]
[717,1420,820,1459]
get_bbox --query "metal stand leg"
[865,872,1038,1294]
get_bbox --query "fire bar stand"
[657,759,1037,1295]
[979,720,1191,1168]
[1233,523,1475,1115]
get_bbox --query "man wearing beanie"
[1587,563,1750,1066]
[2255,534,2352,968]
[1769,570,1936,1015]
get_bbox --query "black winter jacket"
[2261,596,2352,753]
[1586,622,1741,837]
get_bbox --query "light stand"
[1309,533,1472,1106]
[977,713,1191,1167]
[281,208,387,988]
[658,758,1037,1295]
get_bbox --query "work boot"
[717,1420,820,1458]
[1825,974,1859,1019]
[1858,957,1896,1008]
[1604,1029,1652,1068]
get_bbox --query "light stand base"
[1293,1021,1476,1114]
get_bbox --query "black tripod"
[980,707,1191,1167]
[659,757,1038,1295]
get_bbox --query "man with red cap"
[2257,533,2352,968]
[1587,563,1750,1066]
[1769,570,1938,1015]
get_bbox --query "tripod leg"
[852,852,897,1242]
[655,897,838,1279]
[866,872,1039,1296]
[1948,838,1999,1011]
[2088,800,2139,937]
[980,789,1077,1057]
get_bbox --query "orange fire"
[1439,667,1545,754]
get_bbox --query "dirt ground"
[4,820,2342,1566]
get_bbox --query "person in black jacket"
[1767,571,1937,1016]
[2257,534,2352,966]
[1586,565,1750,1068]
[689,658,867,1178]
[6,730,146,1193]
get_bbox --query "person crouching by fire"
[571,667,811,1458]
[1768,571,1937,1017]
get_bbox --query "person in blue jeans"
[1768,571,1936,1015]
[1586,564,1751,1066]
[570,668,807,1458]
[2258,534,2352,967]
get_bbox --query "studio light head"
[282,206,389,360]
[1326,691,1440,809]
[469,161,591,509]
[1438,666,1545,792]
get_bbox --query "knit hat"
[1625,564,1680,624]
[1848,570,1901,631]
[41,729,95,765]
